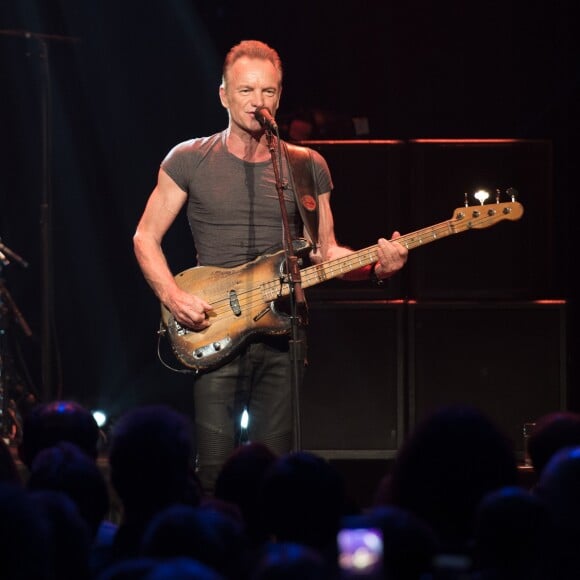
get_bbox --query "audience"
[30,488,93,580]
[13,399,117,575]
[18,399,100,469]
[341,505,438,580]
[258,450,348,576]
[251,542,330,580]
[95,556,157,580]
[107,404,201,564]
[471,485,554,579]
[144,557,225,580]
[526,410,580,477]
[5,400,580,579]
[214,441,278,548]
[141,502,247,579]
[27,441,111,536]
[375,404,520,557]
[0,481,51,579]
[533,445,580,580]
[26,440,117,576]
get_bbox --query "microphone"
[254,106,278,132]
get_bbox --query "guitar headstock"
[452,188,524,230]
[451,201,524,229]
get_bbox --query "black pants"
[193,336,304,494]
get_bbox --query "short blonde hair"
[222,40,283,86]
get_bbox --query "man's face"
[219,56,282,134]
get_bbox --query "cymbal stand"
[0,244,34,444]
[0,28,79,403]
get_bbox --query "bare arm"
[309,192,408,281]
[133,168,212,329]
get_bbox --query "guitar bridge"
[192,338,232,361]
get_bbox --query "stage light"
[240,408,249,429]
[474,189,490,205]
[92,410,107,428]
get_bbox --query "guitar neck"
[269,200,523,294]
[299,217,460,289]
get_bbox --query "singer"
[133,39,408,495]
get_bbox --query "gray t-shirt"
[161,130,333,268]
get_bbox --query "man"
[133,40,408,493]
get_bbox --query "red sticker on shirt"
[301,195,317,211]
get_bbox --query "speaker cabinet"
[408,301,567,458]
[301,300,404,458]
[406,139,554,299]
[300,139,555,301]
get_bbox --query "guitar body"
[161,249,297,371]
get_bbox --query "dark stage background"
[0,1,577,445]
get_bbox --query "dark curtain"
[0,0,577,422]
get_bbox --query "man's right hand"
[165,287,213,331]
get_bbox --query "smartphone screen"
[337,527,383,578]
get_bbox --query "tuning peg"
[506,187,519,201]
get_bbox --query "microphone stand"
[265,129,306,452]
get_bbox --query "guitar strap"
[283,142,319,249]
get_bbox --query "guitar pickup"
[229,289,242,316]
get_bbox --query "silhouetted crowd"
[2,400,580,579]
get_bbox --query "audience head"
[26,440,110,538]
[527,411,580,476]
[214,441,277,544]
[30,489,93,580]
[145,557,225,580]
[108,404,198,517]
[18,400,100,468]
[0,482,51,579]
[95,557,157,579]
[534,446,580,579]
[535,445,580,534]
[382,404,519,551]
[259,451,346,560]
[251,542,330,580]
[141,502,245,578]
[473,485,554,578]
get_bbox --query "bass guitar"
[161,200,524,371]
